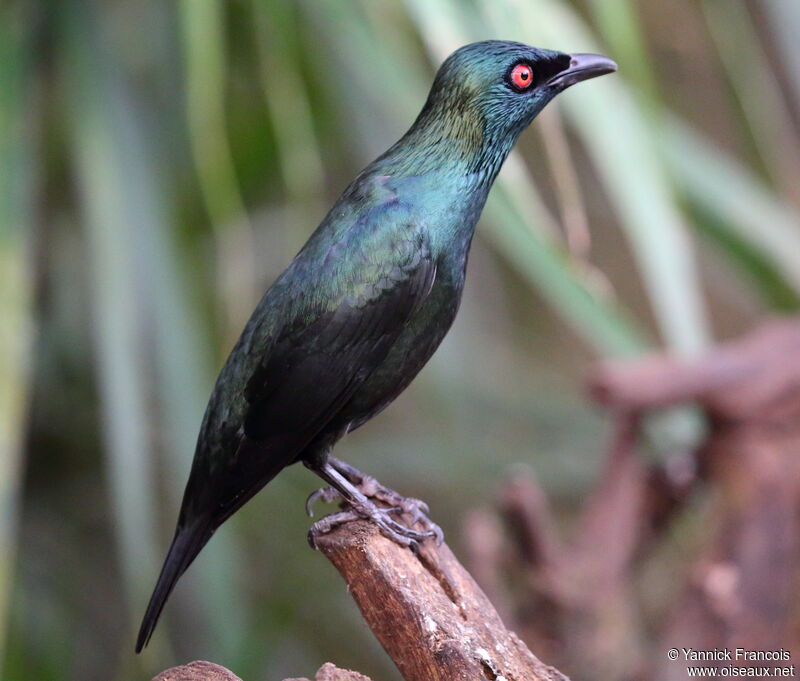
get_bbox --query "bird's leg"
[305,457,443,551]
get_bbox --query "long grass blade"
[62,8,160,632]
[0,10,36,665]
[586,0,800,302]
[701,0,800,205]
[664,120,800,295]
[252,0,327,254]
[473,0,711,354]
[179,0,256,339]
[762,0,800,118]
[64,5,246,660]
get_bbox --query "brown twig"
[588,319,800,419]
[492,412,648,680]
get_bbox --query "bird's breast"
[303,173,488,434]
[335,255,468,432]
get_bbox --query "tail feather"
[135,522,214,652]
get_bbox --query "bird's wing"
[138,203,436,652]
[240,201,436,451]
[178,199,436,533]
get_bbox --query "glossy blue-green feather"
[136,40,612,652]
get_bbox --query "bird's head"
[396,40,616,177]
[431,41,616,132]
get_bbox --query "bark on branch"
[152,660,371,681]
[314,519,568,681]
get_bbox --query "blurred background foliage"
[2,0,800,679]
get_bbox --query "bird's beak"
[546,53,618,91]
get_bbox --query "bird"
[136,40,616,652]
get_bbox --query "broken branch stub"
[314,519,569,681]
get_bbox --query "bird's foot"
[307,499,433,552]
[329,456,444,543]
[306,482,441,539]
[305,456,444,551]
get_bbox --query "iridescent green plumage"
[136,40,616,652]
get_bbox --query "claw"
[305,486,341,517]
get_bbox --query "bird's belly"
[336,271,463,432]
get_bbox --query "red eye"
[510,63,534,90]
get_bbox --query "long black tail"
[135,521,214,652]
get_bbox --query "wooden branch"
[151,660,372,681]
[282,662,372,681]
[152,661,243,681]
[151,522,567,681]
[487,413,649,680]
[152,321,800,681]
[462,507,513,623]
[587,318,800,419]
[460,319,800,680]
[314,519,569,681]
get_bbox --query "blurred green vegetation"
[3,0,800,679]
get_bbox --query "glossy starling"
[136,40,616,651]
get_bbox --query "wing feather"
[180,200,436,524]
[243,206,435,444]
